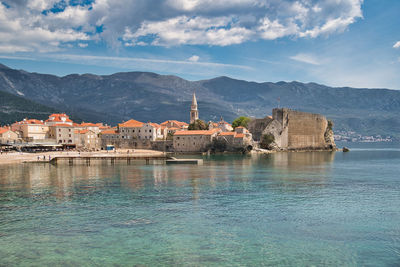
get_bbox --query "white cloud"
[394,41,400,49]
[0,0,364,51]
[0,3,89,53]
[188,55,199,62]
[290,53,320,65]
[48,54,251,70]
[78,43,88,48]
[123,16,253,46]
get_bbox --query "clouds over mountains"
[0,0,363,52]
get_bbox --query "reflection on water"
[1,152,336,199]
[1,150,400,266]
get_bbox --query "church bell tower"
[190,92,199,124]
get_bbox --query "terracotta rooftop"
[80,122,101,127]
[219,132,235,136]
[174,129,220,136]
[101,129,118,135]
[53,123,73,127]
[234,133,245,138]
[118,119,144,128]
[0,128,11,134]
[15,119,44,125]
[160,120,189,127]
[147,122,160,128]
[47,113,72,123]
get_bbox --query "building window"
[59,134,61,137]
[69,134,71,137]
[149,129,151,133]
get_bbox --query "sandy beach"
[0,149,166,165]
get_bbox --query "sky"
[0,0,399,89]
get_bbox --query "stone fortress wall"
[249,108,335,151]
[273,108,329,149]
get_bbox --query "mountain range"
[1,63,399,139]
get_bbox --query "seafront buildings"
[1,92,253,152]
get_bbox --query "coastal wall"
[261,108,335,150]
[285,110,328,149]
[247,116,273,141]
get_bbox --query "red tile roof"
[101,129,118,135]
[80,123,100,127]
[234,133,245,138]
[174,129,220,136]
[47,113,72,123]
[0,128,10,134]
[219,132,235,136]
[118,119,144,128]
[53,123,73,127]
[15,119,44,125]
[160,120,189,127]
[235,126,244,129]
[148,122,160,128]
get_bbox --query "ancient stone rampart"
[260,108,335,150]
[247,116,273,141]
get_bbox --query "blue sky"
[0,0,399,89]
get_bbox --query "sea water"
[1,144,400,266]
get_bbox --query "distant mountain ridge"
[0,63,399,139]
[0,90,59,125]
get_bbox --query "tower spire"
[191,91,198,109]
[190,91,199,123]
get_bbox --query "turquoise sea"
[1,143,400,266]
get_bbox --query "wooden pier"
[166,157,203,165]
[49,155,170,166]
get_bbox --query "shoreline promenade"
[0,149,166,165]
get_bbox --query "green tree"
[232,116,251,129]
[188,119,209,130]
[260,134,275,149]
